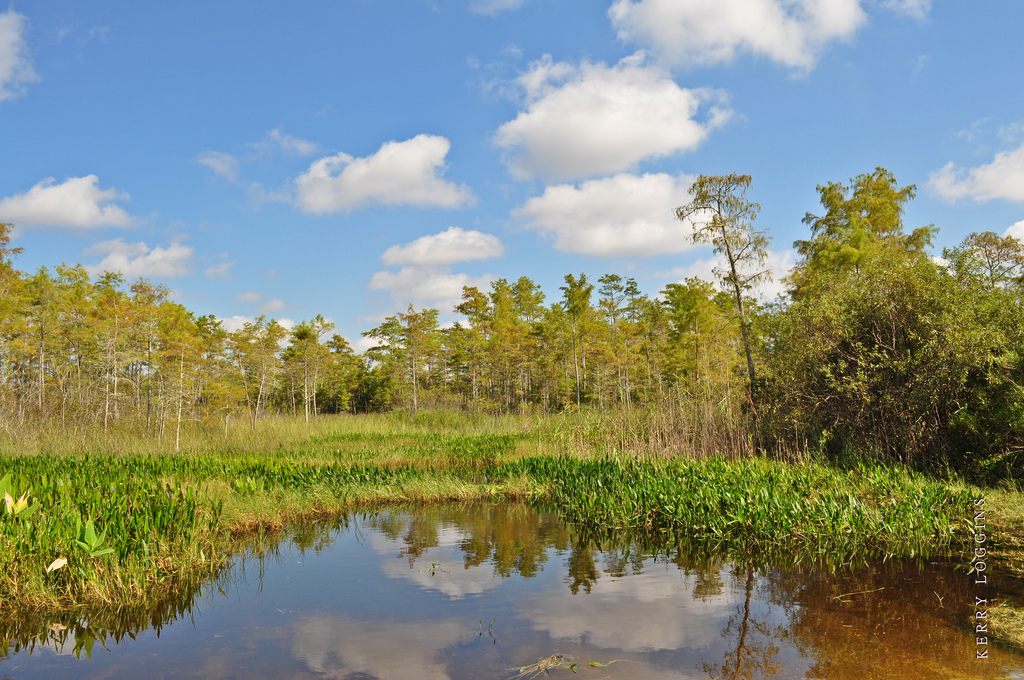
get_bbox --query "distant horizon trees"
[1,166,1021,480]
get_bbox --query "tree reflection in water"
[700,564,783,680]
[759,558,1024,679]
[4,502,1024,679]
[368,503,1024,679]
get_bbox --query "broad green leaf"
[84,519,98,547]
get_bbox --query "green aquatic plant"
[73,514,114,559]
[232,475,265,495]
[477,618,496,644]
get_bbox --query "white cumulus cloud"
[217,314,294,334]
[0,10,39,102]
[0,175,136,230]
[217,315,253,334]
[928,142,1024,203]
[369,266,493,312]
[351,335,382,354]
[608,0,867,71]
[515,172,703,257]
[495,54,730,181]
[82,238,193,278]
[371,230,499,311]
[381,227,504,267]
[294,134,475,212]
[1006,220,1024,240]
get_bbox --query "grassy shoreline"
[2,412,1021,646]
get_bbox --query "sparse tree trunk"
[147,336,153,432]
[312,365,319,419]
[175,351,184,453]
[300,370,307,422]
[723,237,757,389]
[37,328,44,411]
[571,324,580,406]
[235,354,254,425]
[103,373,110,434]
[411,351,418,413]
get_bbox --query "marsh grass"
[522,400,754,459]
[989,601,1024,653]
[0,410,524,460]
[1,405,747,460]
[982,488,1024,580]
[0,411,1006,624]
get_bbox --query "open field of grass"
[2,410,1022,649]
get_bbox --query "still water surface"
[2,502,1023,679]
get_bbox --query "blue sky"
[2,0,1022,349]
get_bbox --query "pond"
[2,502,1023,679]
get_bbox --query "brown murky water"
[2,502,1022,679]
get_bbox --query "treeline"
[0,230,363,449]
[1,168,1021,478]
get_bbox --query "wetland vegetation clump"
[0,413,990,616]
[503,454,975,560]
